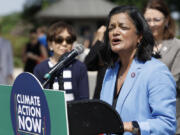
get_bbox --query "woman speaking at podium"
[34,21,89,101]
[100,6,176,135]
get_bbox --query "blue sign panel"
[10,73,50,135]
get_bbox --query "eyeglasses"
[145,17,164,24]
[54,36,74,44]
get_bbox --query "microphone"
[44,44,84,79]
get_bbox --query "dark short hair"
[143,0,175,40]
[47,21,76,43]
[37,26,47,34]
[103,5,155,66]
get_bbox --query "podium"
[0,72,124,135]
[68,100,124,135]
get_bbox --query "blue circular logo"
[10,73,51,135]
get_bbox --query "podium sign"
[0,73,69,135]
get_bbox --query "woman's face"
[30,33,38,45]
[108,13,141,55]
[144,8,167,41]
[50,29,74,57]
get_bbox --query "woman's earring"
[49,48,53,51]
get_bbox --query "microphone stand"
[42,72,57,89]
[42,63,70,89]
[42,53,69,89]
[42,75,52,88]
[43,69,64,89]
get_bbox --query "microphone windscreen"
[74,44,84,55]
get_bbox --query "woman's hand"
[92,25,106,45]
[123,122,133,132]
[123,121,140,135]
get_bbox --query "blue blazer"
[100,58,176,135]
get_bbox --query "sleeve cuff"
[138,121,150,135]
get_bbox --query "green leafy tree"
[21,0,57,22]
[109,0,180,11]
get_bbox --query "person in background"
[34,21,89,101]
[83,28,93,49]
[143,0,180,134]
[143,0,180,91]
[22,29,46,73]
[92,25,106,46]
[84,25,107,99]
[74,41,90,62]
[75,28,92,62]
[0,26,14,85]
[37,26,49,57]
[100,5,176,134]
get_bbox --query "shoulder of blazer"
[163,38,180,49]
[142,58,169,74]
